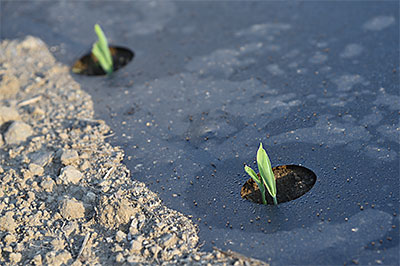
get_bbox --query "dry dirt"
[0,36,268,266]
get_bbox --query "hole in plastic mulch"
[72,46,134,76]
[241,165,317,205]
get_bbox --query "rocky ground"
[0,37,267,266]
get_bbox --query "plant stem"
[261,196,267,205]
[273,196,278,205]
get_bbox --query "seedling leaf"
[92,24,113,75]
[257,143,277,205]
[244,165,259,183]
[245,165,267,205]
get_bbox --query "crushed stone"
[0,36,268,266]
[58,166,83,185]
[3,121,33,145]
[60,150,80,165]
[0,106,20,124]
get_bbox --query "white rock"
[0,212,17,232]
[60,150,79,165]
[0,106,20,125]
[0,75,20,100]
[58,166,83,184]
[115,230,127,242]
[115,253,125,263]
[130,236,144,254]
[32,254,42,265]
[40,178,56,192]
[59,198,85,220]
[9,252,22,264]
[4,121,33,145]
[29,163,44,176]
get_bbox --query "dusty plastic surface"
[2,1,399,264]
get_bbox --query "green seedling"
[244,143,278,205]
[92,24,113,75]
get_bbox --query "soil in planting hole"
[241,165,316,205]
[72,46,134,76]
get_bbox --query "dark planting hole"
[72,46,134,76]
[241,165,316,205]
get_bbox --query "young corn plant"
[244,143,278,205]
[92,24,113,75]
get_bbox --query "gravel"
[3,121,33,145]
[0,36,268,266]
[58,166,83,185]
[60,150,80,165]
[0,106,20,124]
